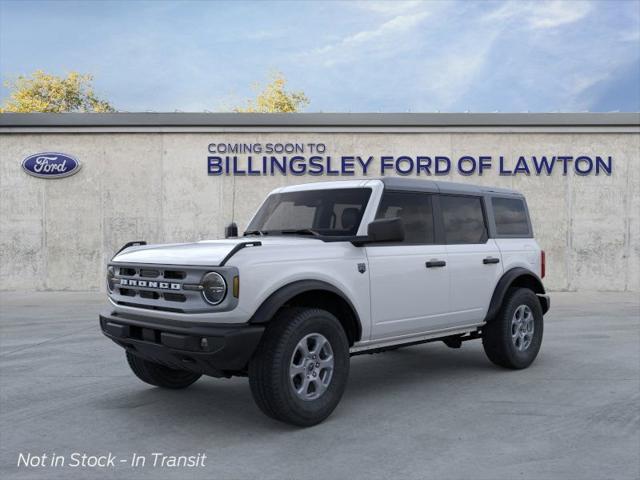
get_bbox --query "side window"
[440,195,487,244]
[492,197,530,236]
[376,191,434,244]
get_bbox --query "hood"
[112,237,322,266]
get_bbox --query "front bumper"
[99,309,264,377]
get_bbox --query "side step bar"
[350,323,484,355]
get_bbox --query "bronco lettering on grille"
[120,278,181,290]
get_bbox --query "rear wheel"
[126,351,201,389]
[482,288,544,369]
[248,307,350,427]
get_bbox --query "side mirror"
[225,222,238,238]
[351,218,405,246]
[368,217,405,243]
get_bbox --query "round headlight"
[106,266,116,293]
[201,272,227,305]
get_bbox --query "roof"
[276,179,372,194]
[380,177,520,196]
[1,112,638,133]
[273,177,520,196]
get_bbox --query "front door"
[366,191,452,341]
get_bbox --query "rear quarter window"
[492,197,531,236]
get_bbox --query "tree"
[234,73,309,113]
[1,70,115,113]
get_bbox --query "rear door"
[440,194,503,326]
[366,191,452,340]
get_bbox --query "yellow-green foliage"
[1,70,115,113]
[235,73,309,113]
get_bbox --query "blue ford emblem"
[21,152,81,179]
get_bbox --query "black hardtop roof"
[378,177,522,196]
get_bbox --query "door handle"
[426,260,446,268]
[483,257,500,264]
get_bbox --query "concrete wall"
[1,129,638,292]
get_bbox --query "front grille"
[109,263,238,313]
[140,269,160,278]
[139,290,160,300]
[109,263,222,313]
[116,287,186,303]
[164,270,186,280]
[117,267,187,302]
[163,292,186,302]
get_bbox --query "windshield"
[246,188,372,237]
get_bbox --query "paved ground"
[0,292,638,480]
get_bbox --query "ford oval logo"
[21,152,81,179]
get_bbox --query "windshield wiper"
[244,230,267,236]
[279,228,321,237]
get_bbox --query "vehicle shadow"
[95,342,497,432]
[345,343,496,398]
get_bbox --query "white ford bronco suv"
[100,178,549,426]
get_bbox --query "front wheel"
[482,288,544,369]
[248,307,350,427]
[126,351,202,389]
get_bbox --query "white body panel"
[495,238,542,277]
[446,240,503,325]
[231,241,371,337]
[366,244,451,339]
[115,239,263,266]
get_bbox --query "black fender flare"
[484,268,548,323]
[248,280,362,341]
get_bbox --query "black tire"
[126,351,202,389]
[248,307,350,427]
[482,288,544,369]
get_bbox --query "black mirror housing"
[225,222,238,238]
[352,218,405,245]
[368,217,405,243]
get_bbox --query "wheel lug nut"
[312,372,317,377]
[316,362,320,367]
